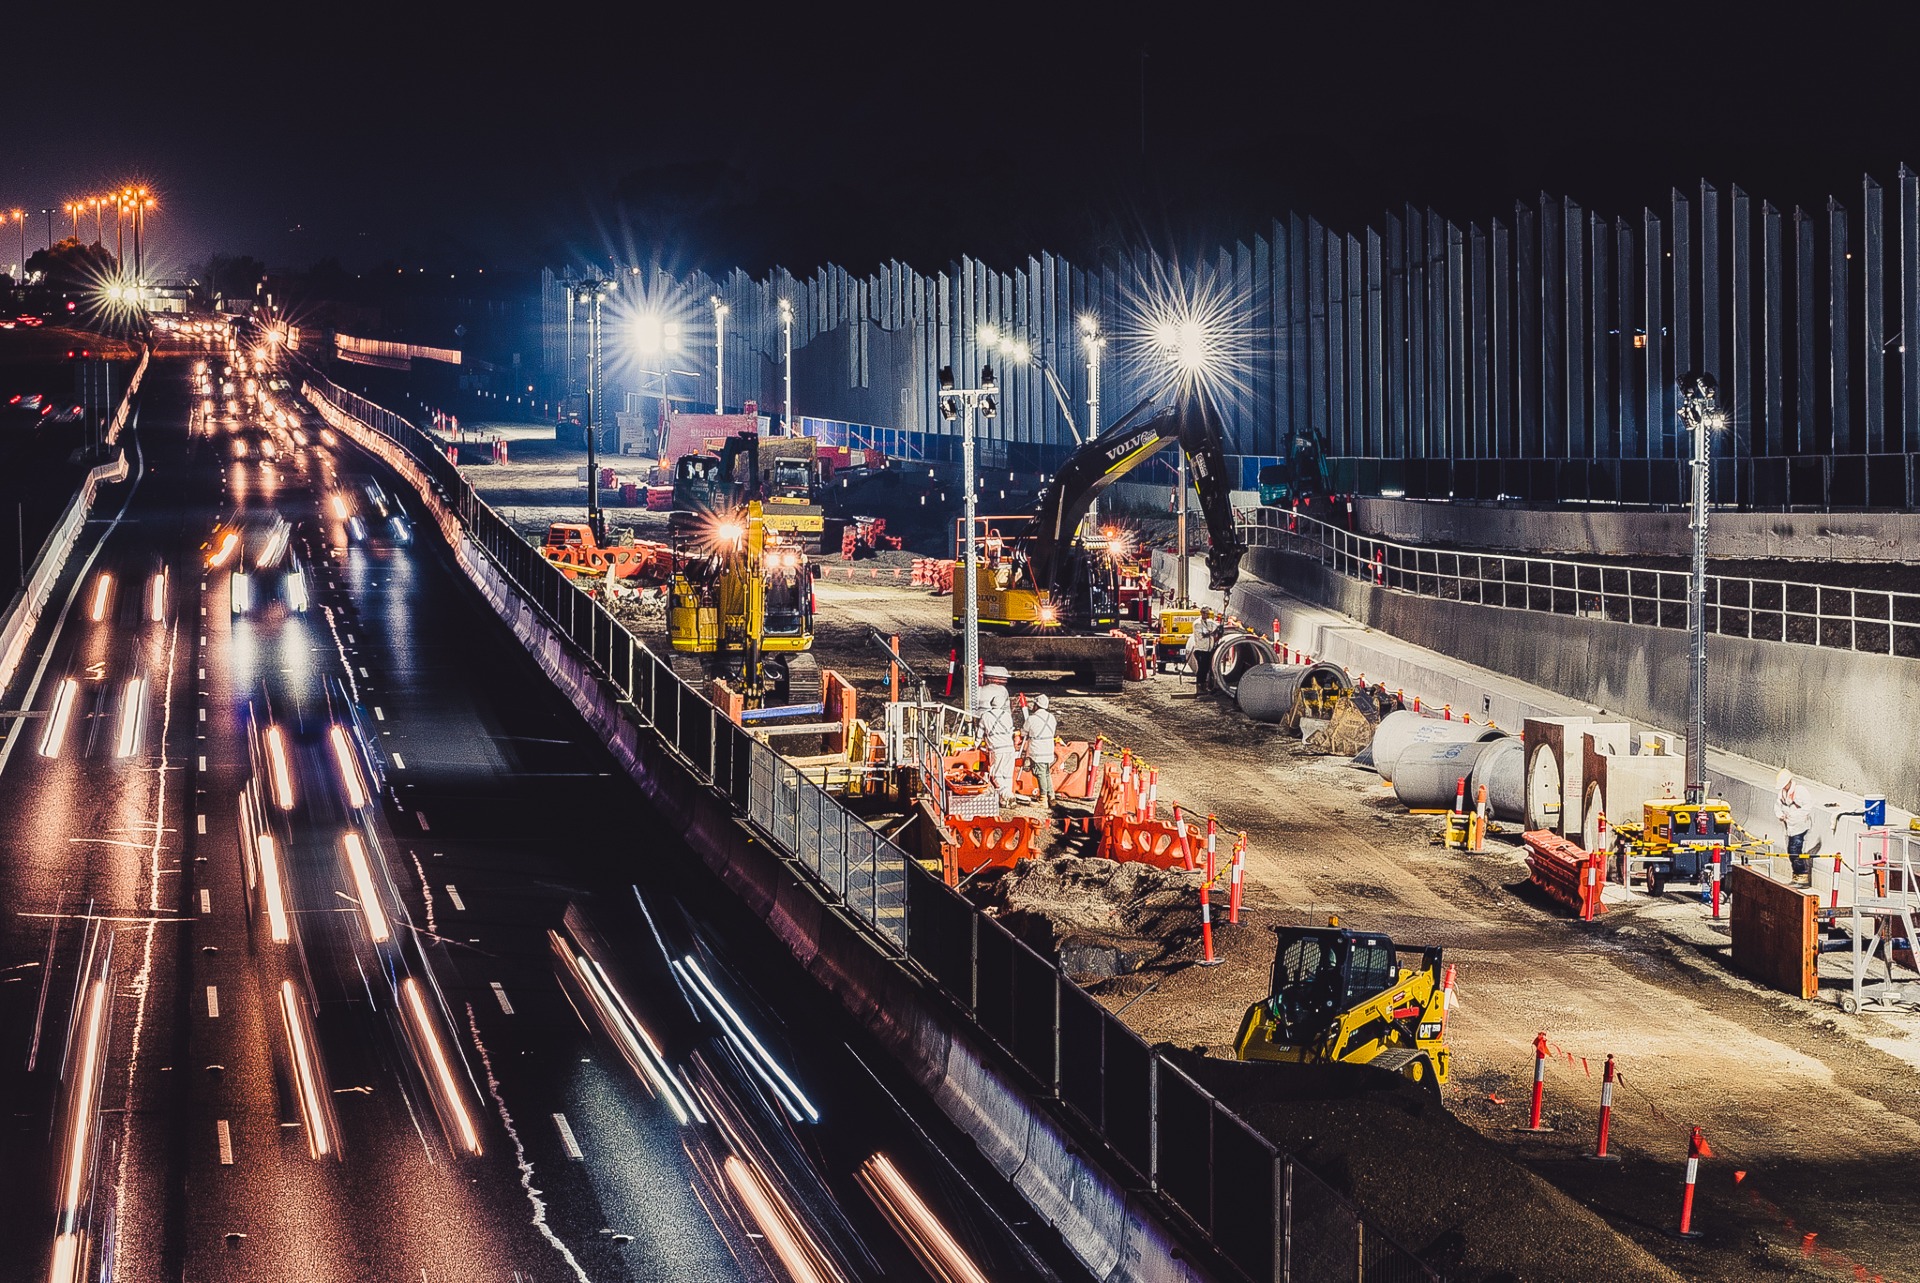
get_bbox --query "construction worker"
[977,666,1018,809]
[1776,768,1814,884]
[1023,693,1059,808]
[1187,607,1221,694]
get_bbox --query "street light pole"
[939,363,999,715]
[573,275,617,545]
[780,298,794,435]
[712,296,728,413]
[1082,316,1105,535]
[1678,371,1724,805]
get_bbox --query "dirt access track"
[809,574,1920,1283]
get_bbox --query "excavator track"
[783,653,822,707]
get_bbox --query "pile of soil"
[1168,1051,1680,1283]
[982,855,1201,981]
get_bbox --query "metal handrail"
[1237,506,1920,660]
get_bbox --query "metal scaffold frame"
[1836,828,1920,1015]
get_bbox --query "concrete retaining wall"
[1236,546,1916,849]
[1357,495,1920,563]
[307,386,1212,1283]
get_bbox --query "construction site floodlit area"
[451,404,1920,1283]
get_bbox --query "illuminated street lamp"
[938,361,999,715]
[8,210,21,287]
[63,201,79,241]
[1677,371,1725,804]
[569,274,618,544]
[978,319,1108,527]
[711,296,729,413]
[779,298,794,435]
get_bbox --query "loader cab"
[761,542,814,639]
[1264,926,1399,1040]
[672,454,729,513]
[768,457,815,503]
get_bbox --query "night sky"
[2,4,1911,281]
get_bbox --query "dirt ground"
[805,575,1920,1283]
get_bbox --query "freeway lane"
[0,345,1085,1282]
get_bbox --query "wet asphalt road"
[0,349,1084,1283]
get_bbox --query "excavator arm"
[1025,393,1248,596]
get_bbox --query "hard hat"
[1035,694,1050,709]
[1776,768,1794,789]
[983,665,1011,681]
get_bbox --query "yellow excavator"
[665,500,820,707]
[1234,921,1451,1097]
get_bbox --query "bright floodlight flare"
[265,725,295,809]
[329,725,367,808]
[89,573,111,622]
[400,978,481,1155]
[257,834,290,942]
[39,678,79,758]
[208,530,239,567]
[147,570,166,622]
[340,832,390,943]
[279,981,333,1157]
[723,1154,844,1283]
[1125,256,1253,408]
[856,1153,991,1283]
[230,570,251,614]
[115,677,145,758]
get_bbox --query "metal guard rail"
[1238,506,1920,661]
[303,374,1439,1283]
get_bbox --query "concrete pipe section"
[1526,741,1564,831]
[1209,631,1276,696]
[1370,709,1508,784]
[1236,661,1351,725]
[1391,740,1497,810]
[1469,736,1527,821]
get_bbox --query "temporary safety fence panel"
[305,372,1437,1283]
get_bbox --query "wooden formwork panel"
[1729,864,1817,999]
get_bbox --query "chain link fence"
[304,373,1439,1282]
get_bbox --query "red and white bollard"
[1412,696,1422,713]
[943,649,956,698]
[1443,703,1452,721]
[1084,737,1105,795]
[1172,806,1195,870]
[1227,834,1246,924]
[1831,850,1844,912]
[1271,617,1280,646]
[1198,878,1220,965]
[1677,1125,1712,1238]
[1147,769,1159,819]
[1588,1055,1621,1162]
[1525,1032,1552,1131]
[1438,964,1457,1035]
[1710,845,1724,920]
[1204,815,1218,882]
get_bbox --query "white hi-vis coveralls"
[978,686,1018,805]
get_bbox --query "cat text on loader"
[1234,921,1452,1098]
[666,500,821,708]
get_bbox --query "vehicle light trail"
[856,1153,990,1283]
[115,677,145,758]
[679,956,818,1123]
[265,725,294,808]
[39,678,78,758]
[279,981,332,1157]
[208,531,239,567]
[147,570,165,622]
[723,1154,845,1283]
[89,574,111,622]
[329,725,367,808]
[340,832,390,943]
[551,931,695,1124]
[49,976,108,1283]
[401,977,481,1155]
[286,567,309,613]
[258,834,289,942]
[329,494,349,520]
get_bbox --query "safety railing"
[303,372,1439,1283]
[1239,505,1920,660]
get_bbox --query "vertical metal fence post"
[1279,1156,1294,1283]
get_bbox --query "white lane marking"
[199,605,206,616]
[465,1006,592,1282]
[196,814,206,834]
[490,983,514,1015]
[206,986,219,1018]
[391,752,407,770]
[552,1113,583,1160]
[216,1119,233,1164]
[415,811,431,832]
[373,707,385,721]
[200,634,206,646]
[445,885,466,912]
[199,889,211,914]
[198,756,206,771]
[198,667,205,680]
[359,666,368,677]
[198,708,206,722]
